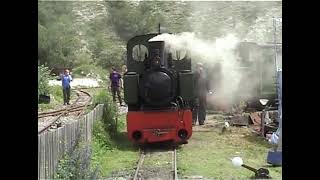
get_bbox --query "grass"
[91,109,139,178]
[38,85,64,111]
[89,100,282,179]
[38,86,79,111]
[177,115,282,179]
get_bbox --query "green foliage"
[85,21,125,70]
[91,114,138,177]
[38,1,81,68]
[92,119,115,150]
[38,85,65,111]
[50,85,64,103]
[38,1,281,73]
[105,1,281,41]
[38,64,51,98]
[92,89,118,149]
[93,90,118,135]
[73,51,94,67]
[55,144,101,180]
[105,1,166,41]
[90,90,139,177]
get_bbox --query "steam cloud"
[149,32,245,110]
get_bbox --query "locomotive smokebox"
[148,41,167,69]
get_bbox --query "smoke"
[148,1,281,111]
[149,32,243,109]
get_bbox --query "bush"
[50,85,64,103]
[38,64,51,98]
[55,144,101,180]
[93,90,118,136]
[92,119,115,150]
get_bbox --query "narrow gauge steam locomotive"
[124,33,194,144]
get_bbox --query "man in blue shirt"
[61,69,72,105]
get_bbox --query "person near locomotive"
[109,66,123,106]
[192,63,212,125]
[61,69,72,105]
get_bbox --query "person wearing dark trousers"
[192,63,213,125]
[61,69,72,105]
[109,67,123,106]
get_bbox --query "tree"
[38,2,81,68]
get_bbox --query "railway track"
[133,146,178,180]
[38,89,92,134]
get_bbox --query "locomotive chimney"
[148,41,167,69]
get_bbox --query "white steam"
[150,32,242,107]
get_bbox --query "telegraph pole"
[273,17,277,71]
[267,17,282,166]
[274,17,282,153]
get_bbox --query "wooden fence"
[38,104,104,180]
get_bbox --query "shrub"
[38,64,51,98]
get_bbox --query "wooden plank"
[52,130,57,175]
[83,117,86,143]
[38,135,41,180]
[74,121,78,148]
[70,124,74,151]
[78,120,81,138]
[69,123,73,152]
[52,131,56,179]
[85,116,88,142]
[91,110,94,119]
[88,115,91,141]
[57,128,61,160]
[45,132,49,179]
[101,104,104,117]
[96,105,99,119]
[51,131,54,179]
[76,121,79,141]
[89,115,92,141]
[88,116,91,142]
[61,126,66,157]
[96,105,99,120]
[64,125,68,154]
[73,122,77,149]
[90,111,93,122]
[79,117,83,142]
[48,131,52,179]
[101,104,104,118]
[40,134,46,180]
[66,124,71,153]
[72,122,75,149]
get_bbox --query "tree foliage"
[38,1,281,72]
[105,1,281,42]
[38,2,82,68]
[38,64,51,97]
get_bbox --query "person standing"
[192,63,213,125]
[61,69,72,105]
[109,67,123,106]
